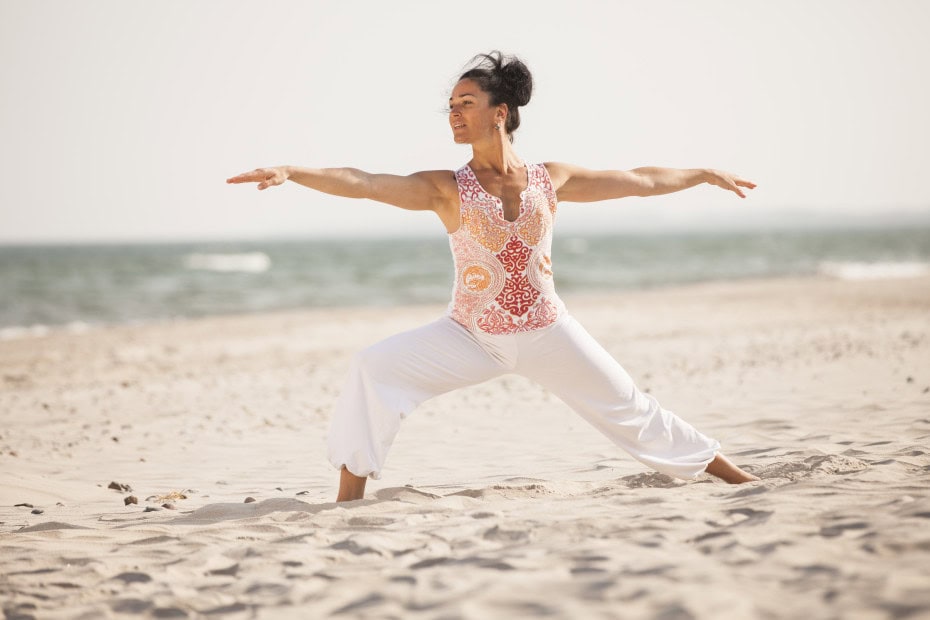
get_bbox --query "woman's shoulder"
[410,169,460,194]
[537,162,574,193]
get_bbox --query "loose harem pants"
[327,314,721,480]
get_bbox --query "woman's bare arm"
[226,166,455,213]
[545,162,756,202]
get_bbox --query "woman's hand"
[702,169,756,199]
[226,167,290,190]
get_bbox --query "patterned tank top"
[447,163,566,335]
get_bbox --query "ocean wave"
[818,261,930,281]
[0,321,92,341]
[184,252,271,273]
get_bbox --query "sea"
[1,227,929,338]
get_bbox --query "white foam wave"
[66,321,92,334]
[818,261,930,281]
[0,321,94,341]
[184,252,271,273]
[0,324,50,341]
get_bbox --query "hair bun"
[498,59,533,107]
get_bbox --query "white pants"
[326,314,720,480]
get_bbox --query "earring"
[494,123,501,130]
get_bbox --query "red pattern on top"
[495,236,538,316]
[447,163,565,334]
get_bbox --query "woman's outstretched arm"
[226,166,456,214]
[545,162,756,202]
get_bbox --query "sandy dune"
[2,276,929,619]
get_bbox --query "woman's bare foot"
[704,453,761,484]
[336,466,367,502]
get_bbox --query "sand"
[1,275,929,619]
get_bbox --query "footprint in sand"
[330,538,385,557]
[346,516,395,527]
[819,521,870,538]
[109,599,152,614]
[751,453,870,481]
[620,472,685,489]
[482,525,529,543]
[111,571,152,584]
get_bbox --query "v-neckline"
[466,164,531,224]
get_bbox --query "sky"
[1,0,929,243]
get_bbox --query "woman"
[228,52,760,502]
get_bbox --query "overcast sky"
[1,0,929,243]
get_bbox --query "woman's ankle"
[336,466,367,501]
[704,453,761,484]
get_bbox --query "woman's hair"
[459,51,533,140]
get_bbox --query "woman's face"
[448,78,503,144]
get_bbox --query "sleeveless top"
[447,163,566,335]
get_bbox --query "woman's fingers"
[709,171,756,199]
[227,168,284,190]
[731,176,756,199]
[226,169,265,184]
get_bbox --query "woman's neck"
[469,136,523,174]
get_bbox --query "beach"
[2,275,929,619]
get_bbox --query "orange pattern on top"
[516,206,544,246]
[462,207,509,253]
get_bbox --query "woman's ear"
[496,103,509,125]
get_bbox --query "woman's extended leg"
[328,317,508,501]
[516,316,758,483]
